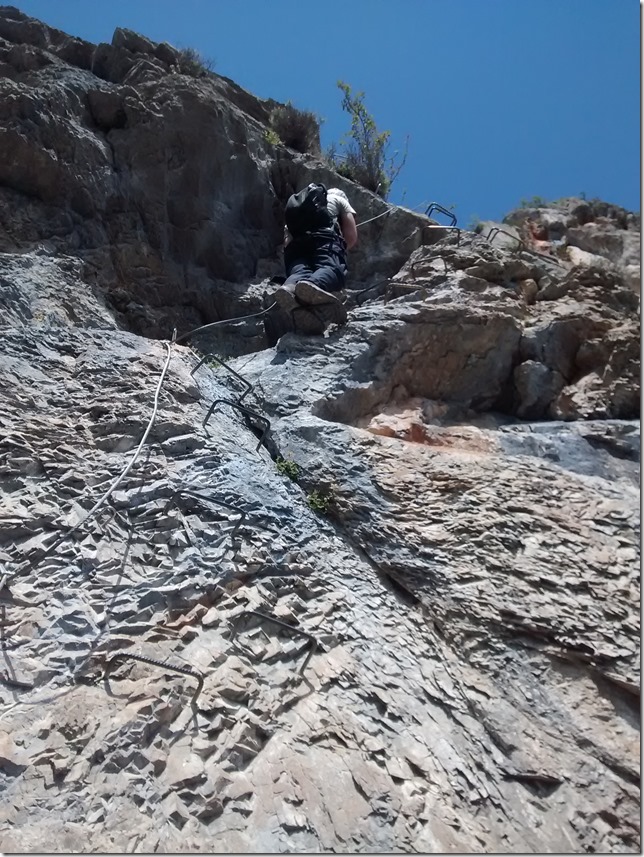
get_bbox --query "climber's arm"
[339,211,358,249]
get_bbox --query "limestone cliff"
[0,7,640,854]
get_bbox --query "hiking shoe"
[309,300,348,328]
[273,285,298,312]
[295,280,341,307]
[264,307,294,346]
[292,306,325,336]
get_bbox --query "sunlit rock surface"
[0,6,639,854]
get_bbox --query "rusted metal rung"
[105,651,204,704]
[385,281,430,303]
[230,610,319,674]
[164,488,247,538]
[485,227,524,252]
[191,353,253,404]
[203,399,270,451]
[523,247,565,266]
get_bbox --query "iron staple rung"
[203,399,270,451]
[425,202,458,227]
[106,652,204,703]
[484,227,524,251]
[191,353,253,404]
[165,489,247,536]
[231,610,319,674]
[0,670,34,690]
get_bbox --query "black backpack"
[285,182,334,236]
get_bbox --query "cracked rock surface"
[0,225,639,853]
[0,8,640,854]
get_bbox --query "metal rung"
[105,652,204,704]
[191,353,253,404]
[485,227,524,252]
[425,202,457,227]
[164,489,247,538]
[230,610,319,674]
[203,399,269,451]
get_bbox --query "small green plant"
[177,46,215,78]
[467,214,483,232]
[306,489,332,515]
[519,195,549,208]
[269,102,321,155]
[264,128,282,147]
[204,354,227,370]
[276,457,300,481]
[326,81,408,199]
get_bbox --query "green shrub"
[269,102,321,155]
[264,128,282,147]
[326,81,408,199]
[177,46,215,78]
[276,457,300,481]
[306,489,332,515]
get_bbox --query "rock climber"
[271,183,358,336]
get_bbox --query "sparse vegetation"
[204,354,227,369]
[264,128,282,147]
[519,195,549,208]
[306,489,332,515]
[326,81,408,199]
[276,457,300,481]
[467,214,483,232]
[269,102,321,155]
[177,46,215,78]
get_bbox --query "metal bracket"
[524,247,565,266]
[425,202,457,227]
[105,651,204,704]
[352,278,389,306]
[230,610,319,674]
[203,400,270,451]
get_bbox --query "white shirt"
[326,188,357,221]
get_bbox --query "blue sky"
[11,0,641,225]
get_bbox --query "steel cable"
[174,304,276,344]
[69,335,176,536]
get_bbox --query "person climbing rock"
[271,183,358,336]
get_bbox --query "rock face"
[0,8,640,856]
[490,197,640,293]
[0,5,433,342]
